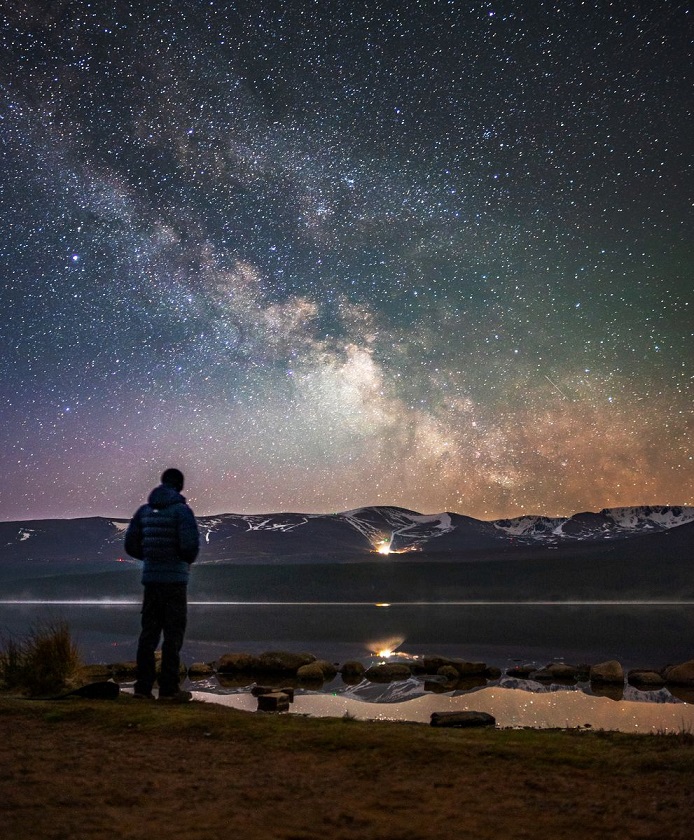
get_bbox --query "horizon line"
[1,600,693,607]
[1,501,693,525]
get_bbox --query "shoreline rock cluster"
[93,651,694,698]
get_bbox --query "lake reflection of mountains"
[0,505,692,602]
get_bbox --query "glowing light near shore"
[373,540,423,556]
[368,635,406,658]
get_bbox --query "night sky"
[1,1,691,522]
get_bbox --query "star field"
[0,1,691,520]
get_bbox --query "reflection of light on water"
[193,689,694,734]
[367,635,410,659]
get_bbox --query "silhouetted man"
[125,468,200,701]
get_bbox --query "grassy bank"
[1,693,692,840]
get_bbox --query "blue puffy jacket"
[124,484,200,584]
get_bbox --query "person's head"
[161,468,184,492]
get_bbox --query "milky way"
[1,1,691,521]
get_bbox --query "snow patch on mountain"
[340,507,420,541]
[492,516,566,539]
[409,512,453,532]
[242,514,314,532]
[493,505,694,543]
[199,517,222,544]
[341,507,453,550]
[602,506,694,530]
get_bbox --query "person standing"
[125,468,200,701]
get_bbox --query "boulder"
[421,655,456,674]
[484,666,502,680]
[108,661,138,678]
[297,662,326,682]
[663,660,694,686]
[455,676,487,691]
[364,662,412,683]
[531,663,578,683]
[589,660,624,684]
[430,711,496,728]
[452,661,488,677]
[252,685,295,701]
[419,656,488,677]
[437,665,460,681]
[216,653,259,674]
[529,668,554,682]
[340,660,366,679]
[340,661,366,684]
[188,662,215,677]
[256,651,317,674]
[312,659,338,679]
[628,669,666,688]
[257,691,290,712]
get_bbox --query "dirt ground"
[1,695,693,840]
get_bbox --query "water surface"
[2,600,692,671]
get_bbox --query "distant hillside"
[0,505,691,601]
[1,504,692,564]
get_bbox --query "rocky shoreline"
[89,650,694,706]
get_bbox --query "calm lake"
[1,600,692,671]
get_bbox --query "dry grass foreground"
[1,694,693,840]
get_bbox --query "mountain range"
[1,503,692,562]
[1,505,692,601]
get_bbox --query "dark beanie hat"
[161,468,184,492]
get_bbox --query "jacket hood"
[147,484,186,510]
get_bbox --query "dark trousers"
[135,582,187,696]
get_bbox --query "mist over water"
[4,599,693,606]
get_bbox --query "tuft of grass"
[652,723,694,747]
[0,620,81,697]
[0,635,25,688]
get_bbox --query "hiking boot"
[158,690,193,703]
